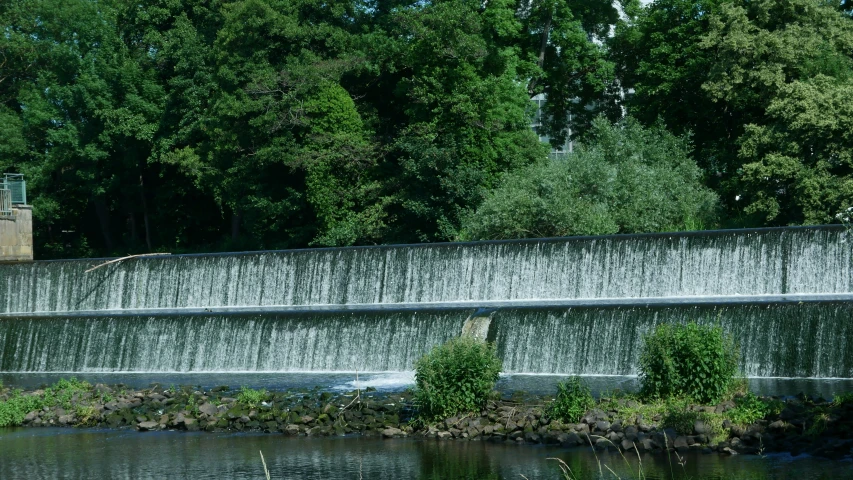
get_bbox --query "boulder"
[137,421,159,431]
[198,403,219,417]
[184,418,200,432]
[382,428,404,438]
[594,420,611,433]
[282,424,300,435]
[769,420,786,431]
[694,421,710,435]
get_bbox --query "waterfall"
[0,310,469,372]
[492,302,853,378]
[1,302,849,378]
[0,225,850,379]
[0,226,849,314]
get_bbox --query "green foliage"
[638,322,740,404]
[460,117,718,240]
[237,387,269,409]
[614,0,853,225]
[725,393,770,426]
[0,377,91,427]
[833,392,853,406]
[598,393,666,426]
[660,398,726,442]
[807,412,830,438]
[0,390,43,428]
[549,377,595,423]
[74,405,100,426]
[41,378,92,410]
[414,337,502,422]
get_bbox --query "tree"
[738,76,853,224]
[700,0,853,225]
[370,0,548,242]
[612,0,853,225]
[459,117,719,240]
[519,0,635,145]
[3,0,165,256]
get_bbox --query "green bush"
[660,397,726,442]
[549,377,595,423]
[414,336,502,422]
[833,392,853,407]
[42,377,91,410]
[458,117,719,240]
[639,322,740,404]
[0,390,44,427]
[237,387,269,409]
[726,392,770,426]
[0,377,93,427]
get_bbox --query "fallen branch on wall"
[84,253,171,273]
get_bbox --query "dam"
[0,225,851,380]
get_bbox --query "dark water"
[0,428,850,480]
[2,372,852,400]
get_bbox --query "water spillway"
[1,302,850,378]
[0,225,850,380]
[0,310,469,373]
[0,226,849,314]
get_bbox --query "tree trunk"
[231,209,241,241]
[93,196,114,252]
[128,212,138,242]
[538,12,552,69]
[139,174,152,251]
[528,7,553,96]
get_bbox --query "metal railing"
[0,188,12,216]
[2,173,26,205]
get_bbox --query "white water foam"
[332,372,416,392]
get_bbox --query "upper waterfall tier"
[1,226,849,314]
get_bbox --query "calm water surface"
[0,428,850,480]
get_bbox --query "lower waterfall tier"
[1,302,850,378]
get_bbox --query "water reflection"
[0,428,850,480]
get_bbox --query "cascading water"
[0,226,849,314]
[0,225,850,380]
[492,302,853,378]
[0,310,469,372]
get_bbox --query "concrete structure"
[0,205,33,262]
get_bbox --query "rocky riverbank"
[2,380,852,460]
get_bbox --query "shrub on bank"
[0,377,90,427]
[549,377,595,423]
[639,322,740,404]
[237,387,269,409]
[414,336,502,422]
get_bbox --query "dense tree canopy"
[1,0,851,257]
[613,0,853,225]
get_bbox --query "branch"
[84,253,171,273]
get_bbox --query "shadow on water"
[0,428,850,480]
